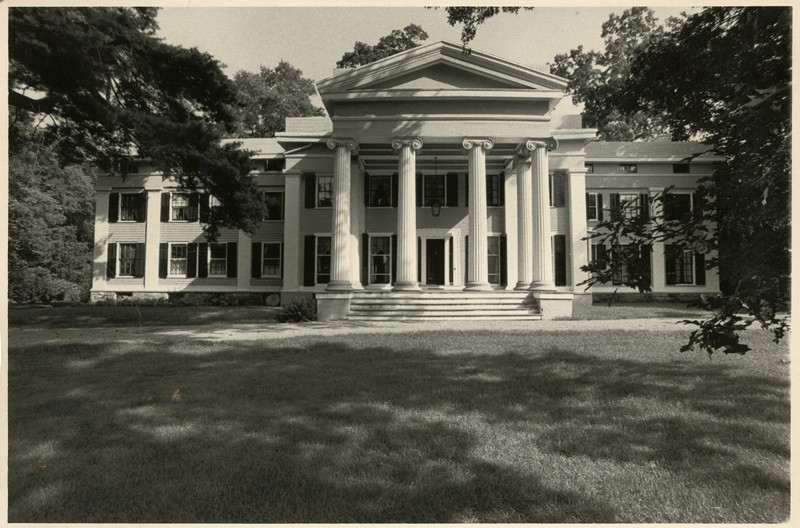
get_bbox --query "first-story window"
[666,245,694,285]
[590,242,608,277]
[317,176,333,207]
[262,243,282,278]
[486,174,501,207]
[369,236,391,284]
[611,244,629,285]
[316,236,332,284]
[549,172,566,207]
[208,243,227,277]
[170,244,188,276]
[369,175,392,207]
[487,236,501,284]
[118,243,138,276]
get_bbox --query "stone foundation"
[533,292,574,320]
[315,292,352,321]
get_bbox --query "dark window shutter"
[464,234,469,284]
[187,243,198,278]
[640,193,650,221]
[611,193,621,220]
[390,235,398,283]
[665,245,677,285]
[498,175,505,206]
[446,173,459,207]
[137,193,147,223]
[417,237,422,283]
[585,193,591,220]
[693,190,705,220]
[695,252,706,285]
[198,243,209,278]
[548,173,554,206]
[109,193,119,223]
[416,173,423,207]
[448,236,454,284]
[465,175,469,207]
[188,193,199,222]
[133,244,146,278]
[552,172,566,207]
[227,243,237,278]
[361,233,369,286]
[304,173,316,209]
[391,173,399,207]
[596,244,608,267]
[106,243,116,278]
[554,235,567,286]
[598,194,604,221]
[500,234,508,286]
[161,193,170,222]
[252,242,262,279]
[159,243,168,278]
[364,173,371,207]
[640,248,652,288]
[199,193,210,223]
[303,236,315,285]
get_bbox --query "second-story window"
[619,164,638,174]
[171,193,191,221]
[317,176,333,207]
[369,175,392,207]
[263,192,284,220]
[120,194,142,221]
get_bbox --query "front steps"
[346,290,542,321]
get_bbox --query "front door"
[426,239,445,285]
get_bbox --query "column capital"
[462,138,494,151]
[518,137,559,155]
[391,137,423,150]
[326,138,359,153]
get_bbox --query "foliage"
[231,61,324,137]
[276,298,317,323]
[582,7,790,355]
[336,24,429,68]
[8,129,96,303]
[550,8,672,140]
[8,7,265,236]
[433,7,533,48]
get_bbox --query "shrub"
[276,298,317,323]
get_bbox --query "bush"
[276,298,317,323]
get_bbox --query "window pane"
[370,175,391,207]
[210,244,226,258]
[171,245,187,258]
[619,194,640,219]
[264,243,281,259]
[317,176,333,207]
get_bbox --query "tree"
[549,8,671,140]
[232,61,324,138]
[434,7,533,48]
[337,24,429,68]
[582,7,790,354]
[9,7,265,237]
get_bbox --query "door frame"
[418,228,461,287]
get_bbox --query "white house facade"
[90,41,721,320]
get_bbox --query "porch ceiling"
[358,142,518,173]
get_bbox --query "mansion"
[90,41,721,320]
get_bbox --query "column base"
[393,281,421,291]
[514,281,531,291]
[464,282,493,291]
[325,281,361,292]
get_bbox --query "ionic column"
[515,142,535,290]
[463,138,494,291]
[325,138,359,291]
[530,141,555,290]
[391,137,423,291]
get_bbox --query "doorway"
[426,239,445,285]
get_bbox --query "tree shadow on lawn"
[7,333,789,523]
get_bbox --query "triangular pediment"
[317,41,567,95]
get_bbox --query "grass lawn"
[6,315,789,523]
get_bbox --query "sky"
[155,5,694,87]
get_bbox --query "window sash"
[317,176,333,208]
[262,243,282,278]
[618,193,640,220]
[487,236,501,284]
[369,175,392,207]
[587,193,598,220]
[118,243,138,276]
[119,194,140,221]
[171,193,190,221]
[674,249,694,284]
[316,236,331,284]
[169,244,188,276]
[486,174,500,207]
[369,236,392,284]
[208,243,227,277]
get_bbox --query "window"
[486,174,501,207]
[611,245,630,285]
[369,175,392,207]
[663,193,692,221]
[585,163,594,174]
[590,243,608,276]
[169,244,188,276]
[549,172,566,207]
[369,236,391,284]
[120,194,142,221]
[263,192,284,221]
[487,236,501,284]
[673,163,690,174]
[317,176,333,207]
[171,193,191,221]
[586,193,599,220]
[423,174,445,207]
[262,243,282,278]
[619,164,638,174]
[266,158,284,171]
[316,236,332,284]
[618,193,640,220]
[118,243,138,276]
[671,248,694,284]
[208,244,227,277]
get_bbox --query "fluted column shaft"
[392,138,423,290]
[326,139,358,291]
[464,138,494,291]
[515,151,534,290]
[530,142,555,290]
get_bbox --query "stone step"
[350,297,537,306]
[350,303,537,312]
[347,308,540,317]
[347,314,543,321]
